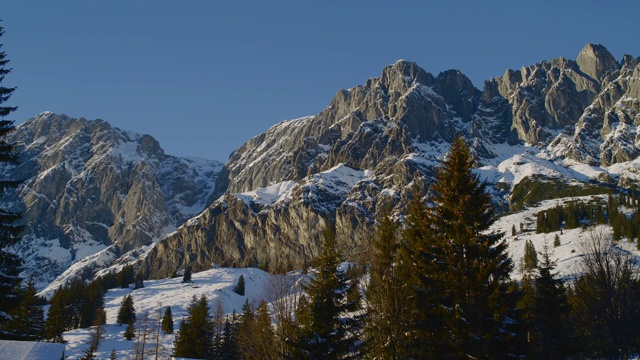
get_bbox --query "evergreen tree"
[234,274,245,296]
[412,137,515,358]
[117,265,135,288]
[134,271,144,290]
[523,239,538,271]
[364,207,413,359]
[124,320,135,340]
[80,278,105,328]
[173,295,215,359]
[554,233,561,247]
[290,223,362,359]
[3,277,44,340]
[44,286,67,343]
[0,19,23,340]
[221,315,239,359]
[512,224,517,236]
[182,264,192,283]
[161,306,173,334]
[530,244,571,359]
[117,294,136,325]
[109,349,117,360]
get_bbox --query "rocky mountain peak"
[576,43,619,81]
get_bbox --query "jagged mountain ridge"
[141,43,640,278]
[6,113,223,286]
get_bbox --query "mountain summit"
[5,44,640,289]
[140,43,640,277]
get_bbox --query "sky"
[1,1,639,162]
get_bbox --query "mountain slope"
[5,113,223,287]
[142,44,640,278]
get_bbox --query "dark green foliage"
[173,295,215,359]
[134,271,144,290]
[116,294,136,326]
[554,233,561,247]
[117,265,135,288]
[290,223,362,359]
[523,239,538,271]
[182,264,192,283]
[161,306,173,334]
[234,274,245,296]
[109,349,117,360]
[519,244,571,358]
[511,175,611,210]
[2,277,44,341]
[124,320,135,340]
[80,278,105,328]
[364,207,414,359]
[44,278,88,341]
[0,20,24,340]
[410,137,515,358]
[221,315,239,359]
[512,224,517,236]
[235,299,277,360]
[532,246,571,358]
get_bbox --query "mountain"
[140,43,640,278]
[4,113,223,290]
[6,44,640,291]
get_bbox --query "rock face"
[6,113,222,284]
[10,44,640,287]
[141,44,640,278]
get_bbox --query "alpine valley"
[7,43,640,297]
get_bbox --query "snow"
[0,340,66,360]
[237,180,298,206]
[61,267,297,359]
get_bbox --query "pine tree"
[117,265,135,288]
[554,233,561,247]
[172,295,215,359]
[0,19,24,340]
[3,277,44,340]
[234,274,245,296]
[364,207,413,359]
[523,239,538,271]
[530,243,571,359]
[161,306,173,334]
[512,224,517,236]
[109,349,117,360]
[134,271,144,290]
[290,222,362,359]
[117,294,136,325]
[124,320,135,340]
[80,278,105,328]
[412,137,515,358]
[182,264,192,283]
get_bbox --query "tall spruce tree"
[173,295,215,359]
[161,306,173,334]
[530,244,570,359]
[291,222,361,359]
[413,137,515,358]
[3,277,44,340]
[0,19,23,339]
[116,294,136,326]
[364,207,413,359]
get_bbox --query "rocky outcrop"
[142,44,640,278]
[7,113,222,283]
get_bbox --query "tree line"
[170,138,640,359]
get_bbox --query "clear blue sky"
[2,1,639,162]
